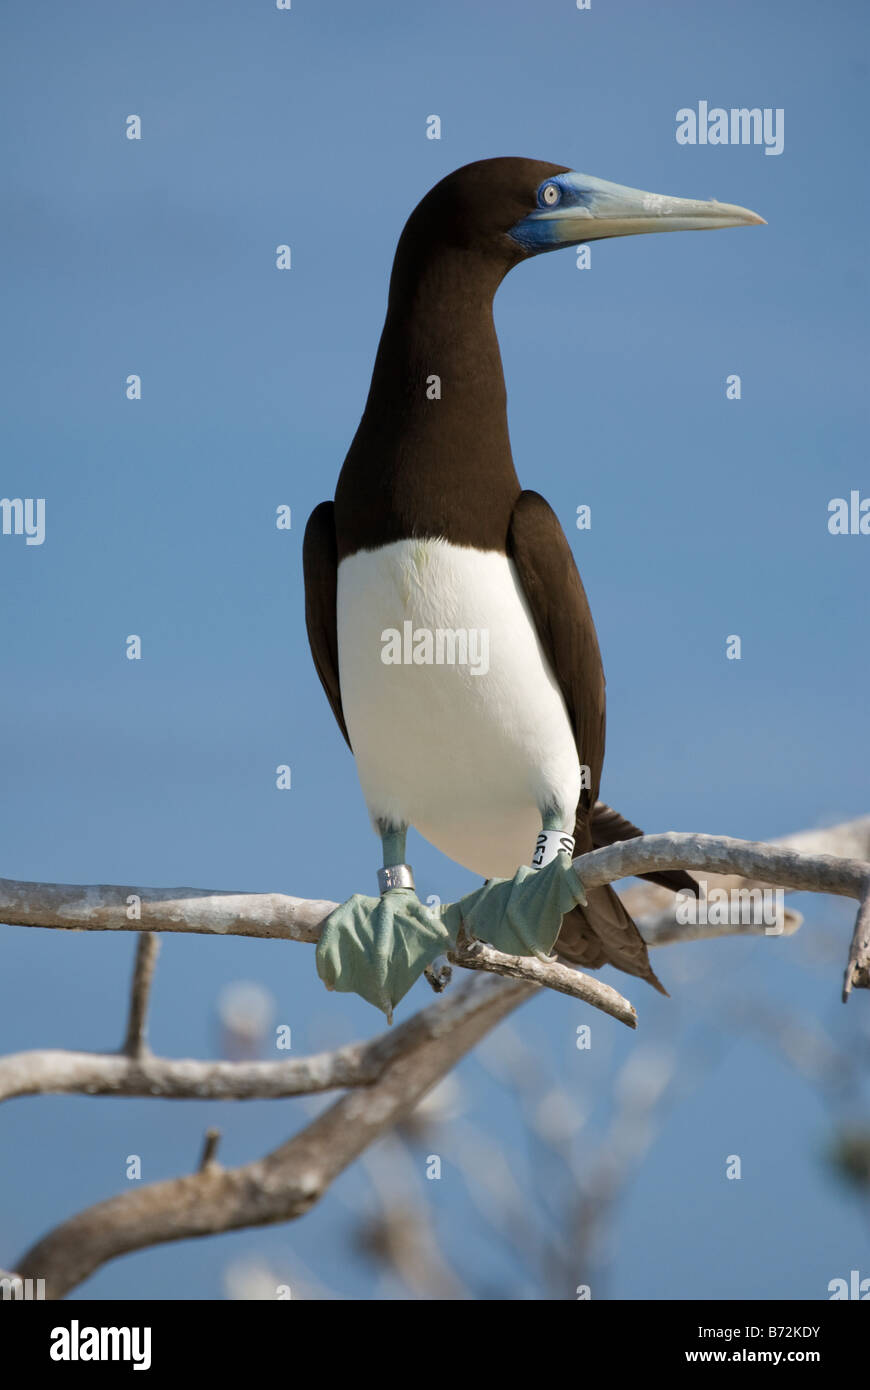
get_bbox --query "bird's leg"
[315,823,452,1023]
[316,815,588,1019]
[530,813,578,870]
[439,812,587,959]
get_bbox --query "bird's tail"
[556,800,680,994]
[590,800,698,899]
[556,883,668,996]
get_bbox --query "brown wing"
[507,490,605,832]
[507,491,667,993]
[302,501,351,749]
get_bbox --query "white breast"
[336,538,580,879]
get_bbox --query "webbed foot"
[440,852,586,959]
[316,888,452,1022]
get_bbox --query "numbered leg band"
[531,830,575,869]
[378,864,415,894]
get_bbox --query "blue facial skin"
[508,173,599,253]
[509,170,765,253]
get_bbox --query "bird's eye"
[540,183,561,207]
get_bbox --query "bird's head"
[391,157,764,294]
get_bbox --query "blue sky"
[0,0,868,1299]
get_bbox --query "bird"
[304,157,763,1006]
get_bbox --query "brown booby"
[304,158,764,1015]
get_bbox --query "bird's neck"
[335,253,521,559]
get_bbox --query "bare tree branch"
[0,878,332,943]
[570,829,868,899]
[1,822,865,1112]
[573,830,868,989]
[198,1129,221,1174]
[4,822,866,950]
[356,1134,468,1299]
[15,973,532,1299]
[624,816,870,935]
[0,984,525,1104]
[451,932,636,1027]
[122,933,160,1059]
[844,890,870,1001]
[4,818,869,1299]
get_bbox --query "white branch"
[122,933,160,1058]
[3,823,867,948]
[571,829,868,899]
[3,816,868,1299]
[0,821,864,1110]
[451,933,636,1027]
[0,877,332,942]
[14,973,533,1299]
[0,991,518,1104]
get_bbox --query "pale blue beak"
[510,171,765,253]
